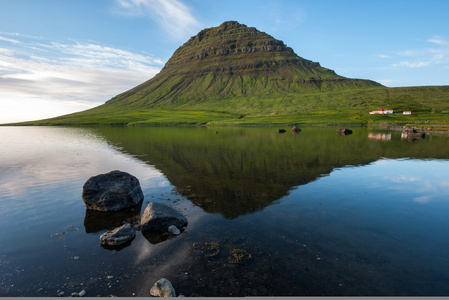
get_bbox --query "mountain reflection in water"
[87,126,448,218]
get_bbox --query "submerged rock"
[82,170,144,212]
[336,128,353,136]
[141,202,188,232]
[100,223,136,247]
[150,278,176,297]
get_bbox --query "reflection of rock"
[141,230,171,245]
[150,278,176,297]
[141,202,188,232]
[336,128,353,136]
[82,170,144,212]
[83,202,141,233]
[100,223,136,248]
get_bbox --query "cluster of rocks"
[277,126,353,136]
[276,125,302,134]
[81,171,188,297]
[82,170,188,248]
[402,126,425,141]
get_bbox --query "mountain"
[105,20,381,110]
[12,21,449,126]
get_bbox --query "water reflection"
[2,126,449,296]
[85,126,449,219]
[368,132,391,141]
[83,202,142,233]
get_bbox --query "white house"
[369,109,393,115]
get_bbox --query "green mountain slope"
[104,20,380,112]
[12,21,449,126]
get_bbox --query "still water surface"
[0,126,449,296]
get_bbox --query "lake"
[1,126,449,297]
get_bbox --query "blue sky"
[1,0,448,123]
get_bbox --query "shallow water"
[0,126,449,296]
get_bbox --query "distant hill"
[12,21,449,126]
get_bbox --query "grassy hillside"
[6,21,449,127]
[12,85,449,127]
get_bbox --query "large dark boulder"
[82,170,144,212]
[141,202,188,232]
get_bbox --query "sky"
[1,0,448,123]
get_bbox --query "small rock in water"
[291,125,301,133]
[78,290,86,297]
[107,275,114,279]
[141,202,188,232]
[168,225,181,235]
[71,292,79,297]
[57,290,65,297]
[100,223,136,247]
[150,278,176,297]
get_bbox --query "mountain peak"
[162,20,318,73]
[106,21,381,110]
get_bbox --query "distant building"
[369,109,393,115]
[403,111,412,115]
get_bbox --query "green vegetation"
[12,85,449,127]
[6,21,449,127]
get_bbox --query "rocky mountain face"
[162,21,329,74]
[105,21,381,110]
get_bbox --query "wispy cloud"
[393,61,432,68]
[115,0,201,40]
[392,36,449,69]
[428,36,448,46]
[0,36,21,44]
[0,34,163,102]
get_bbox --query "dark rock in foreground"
[277,129,286,133]
[100,223,136,247]
[141,202,188,232]
[82,170,144,212]
[150,278,176,297]
[336,128,353,136]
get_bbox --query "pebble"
[78,290,86,297]
[107,275,114,279]
[168,225,181,235]
[57,290,65,297]
[71,292,79,297]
